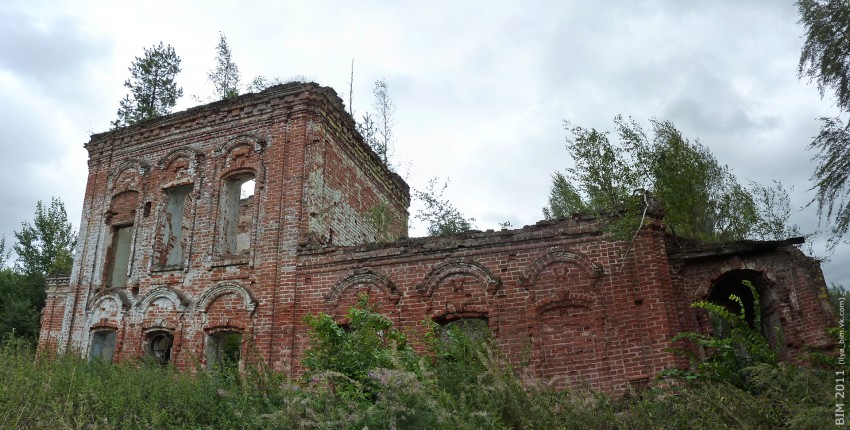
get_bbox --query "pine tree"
[113,42,183,128]
[208,32,240,100]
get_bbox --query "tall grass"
[0,302,839,430]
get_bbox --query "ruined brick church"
[39,82,836,394]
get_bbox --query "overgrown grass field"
[0,295,841,429]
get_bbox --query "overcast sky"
[0,0,847,286]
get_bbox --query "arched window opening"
[103,190,138,289]
[205,331,242,370]
[146,331,174,365]
[89,330,117,362]
[437,315,491,344]
[707,270,783,350]
[220,174,255,256]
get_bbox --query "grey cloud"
[0,11,112,106]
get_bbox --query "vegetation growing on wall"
[544,117,801,243]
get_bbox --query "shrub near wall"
[0,291,840,430]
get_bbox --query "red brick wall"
[38,83,835,396]
[671,244,836,358]
[292,217,687,394]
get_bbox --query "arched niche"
[519,249,603,303]
[107,159,149,195]
[418,259,501,297]
[326,270,399,318]
[216,135,266,179]
[197,283,257,333]
[137,286,189,314]
[157,147,202,188]
[196,282,257,315]
[216,134,268,156]
[534,297,603,390]
[135,286,188,331]
[418,260,501,328]
[87,290,131,315]
[85,291,128,359]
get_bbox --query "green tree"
[355,79,395,167]
[302,294,419,399]
[13,198,76,277]
[364,202,401,243]
[0,236,9,268]
[208,32,240,100]
[544,117,798,242]
[0,269,42,344]
[372,79,394,165]
[797,0,850,249]
[113,42,183,128]
[1,199,76,344]
[414,178,476,236]
[798,0,850,112]
[356,112,379,157]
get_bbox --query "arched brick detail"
[326,269,398,303]
[85,291,128,351]
[214,135,266,184]
[156,147,202,188]
[205,324,246,334]
[87,290,131,313]
[108,159,149,195]
[157,147,202,169]
[518,248,603,286]
[216,134,268,156]
[136,286,189,314]
[534,291,596,314]
[429,305,489,322]
[418,259,501,296]
[217,136,265,179]
[692,259,779,301]
[196,282,257,315]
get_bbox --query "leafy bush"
[302,294,421,400]
[668,280,777,387]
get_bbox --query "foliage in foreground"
[0,295,840,429]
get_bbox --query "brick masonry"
[38,83,837,394]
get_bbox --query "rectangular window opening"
[161,186,192,267]
[107,225,133,289]
[221,176,255,256]
[89,330,116,362]
[206,331,242,370]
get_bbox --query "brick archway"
[705,269,785,355]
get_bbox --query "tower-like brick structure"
[39,82,836,394]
